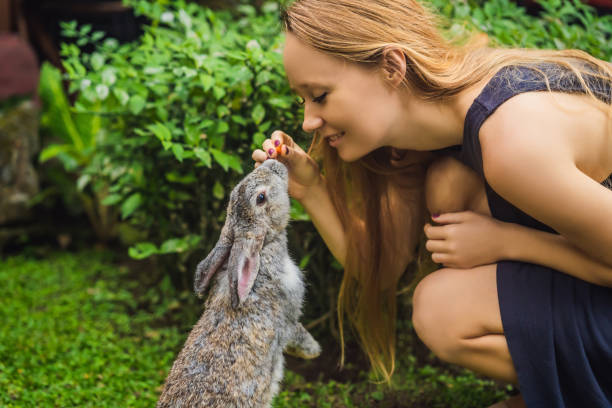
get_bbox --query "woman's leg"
[421,156,525,407]
[412,264,516,383]
[425,155,490,216]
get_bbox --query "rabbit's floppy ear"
[228,232,265,309]
[194,225,234,297]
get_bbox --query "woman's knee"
[412,265,501,363]
[412,268,466,362]
[425,156,482,215]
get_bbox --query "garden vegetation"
[2,0,611,406]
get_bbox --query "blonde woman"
[251,0,612,406]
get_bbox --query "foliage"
[38,62,118,241]
[432,0,612,60]
[39,0,307,268]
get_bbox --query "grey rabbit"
[157,159,321,408]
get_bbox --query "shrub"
[41,0,310,265]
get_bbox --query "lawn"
[0,250,512,407]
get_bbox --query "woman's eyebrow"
[293,81,327,90]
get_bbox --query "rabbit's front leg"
[284,323,321,359]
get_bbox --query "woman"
[251,0,612,406]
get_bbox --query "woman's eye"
[313,92,328,104]
[256,192,266,205]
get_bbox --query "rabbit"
[157,159,321,408]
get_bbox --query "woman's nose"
[302,108,324,133]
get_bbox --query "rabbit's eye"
[256,192,266,205]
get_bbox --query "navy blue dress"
[457,64,612,408]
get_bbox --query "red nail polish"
[284,146,289,155]
[432,213,440,218]
[268,148,274,156]
[274,140,280,147]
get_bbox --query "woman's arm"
[298,176,348,267]
[480,92,612,269]
[425,211,612,287]
[502,221,612,286]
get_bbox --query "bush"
[40,0,308,262]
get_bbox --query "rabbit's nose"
[262,159,288,179]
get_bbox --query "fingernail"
[284,145,289,155]
[268,148,275,156]
[432,213,440,218]
[274,140,280,147]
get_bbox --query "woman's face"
[283,33,402,162]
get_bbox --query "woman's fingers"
[425,239,448,254]
[431,252,452,266]
[262,139,277,158]
[252,149,267,165]
[270,130,306,154]
[431,211,473,224]
[424,223,447,240]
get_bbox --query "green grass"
[0,250,511,407]
[0,251,184,407]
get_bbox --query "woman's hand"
[252,130,322,201]
[424,211,508,269]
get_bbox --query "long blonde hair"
[282,0,612,382]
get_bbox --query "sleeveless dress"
[456,63,612,408]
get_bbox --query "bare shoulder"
[479,91,610,182]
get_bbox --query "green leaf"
[231,115,247,125]
[121,193,142,219]
[101,68,117,85]
[38,63,85,151]
[91,53,105,70]
[128,242,159,259]
[113,88,129,106]
[267,96,292,109]
[227,156,243,174]
[213,86,226,100]
[165,171,197,184]
[252,104,265,124]
[252,132,265,147]
[194,147,212,167]
[213,180,224,199]
[200,73,214,91]
[216,121,229,134]
[209,148,230,171]
[171,144,185,162]
[101,194,123,206]
[39,144,74,163]
[76,174,91,191]
[370,391,384,401]
[129,95,146,115]
[159,235,202,254]
[147,123,172,142]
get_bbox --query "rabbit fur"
[157,159,321,408]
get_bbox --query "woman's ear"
[381,47,407,88]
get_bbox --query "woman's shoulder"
[479,89,610,181]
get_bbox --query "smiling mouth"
[326,132,345,143]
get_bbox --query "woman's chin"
[337,147,370,163]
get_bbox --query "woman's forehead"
[283,33,348,90]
